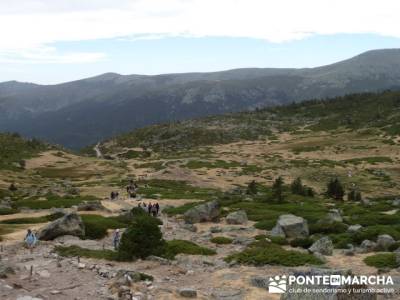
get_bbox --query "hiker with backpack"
[112,229,121,250]
[25,229,37,249]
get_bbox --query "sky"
[1,0,400,84]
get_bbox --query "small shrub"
[118,215,165,261]
[164,240,216,259]
[329,233,354,249]
[254,234,268,240]
[267,235,288,245]
[290,237,314,249]
[0,212,64,224]
[364,253,398,269]
[310,222,348,234]
[0,208,19,215]
[211,236,233,244]
[81,214,126,240]
[353,226,400,245]
[254,220,276,230]
[225,241,323,266]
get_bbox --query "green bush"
[0,208,19,215]
[81,214,126,240]
[353,226,400,245]
[0,212,64,224]
[310,222,348,234]
[329,233,354,249]
[118,215,165,261]
[15,195,97,209]
[290,237,314,249]
[210,236,233,244]
[254,234,268,240]
[364,253,398,269]
[267,235,288,245]
[164,240,216,259]
[163,201,204,216]
[254,220,276,230]
[225,241,323,267]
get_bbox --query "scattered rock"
[211,288,243,300]
[210,226,222,233]
[326,209,343,223]
[308,236,333,256]
[184,200,220,224]
[270,214,309,239]
[0,262,15,278]
[359,240,377,253]
[232,236,254,246]
[347,224,362,233]
[178,288,197,298]
[392,198,400,206]
[37,212,85,240]
[182,223,198,232]
[37,270,50,278]
[226,210,248,225]
[343,244,355,256]
[376,234,395,251]
[250,276,269,289]
[313,252,328,263]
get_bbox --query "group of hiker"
[138,202,160,217]
[109,180,139,200]
[126,180,139,198]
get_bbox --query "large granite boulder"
[184,200,220,224]
[226,210,248,225]
[308,236,334,256]
[359,240,377,253]
[37,213,85,240]
[271,214,309,239]
[376,234,395,251]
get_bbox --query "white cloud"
[0,0,399,63]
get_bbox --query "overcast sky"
[1,0,400,84]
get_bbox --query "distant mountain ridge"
[1,49,400,149]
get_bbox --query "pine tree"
[291,177,304,195]
[246,180,258,195]
[327,178,344,200]
[272,176,284,202]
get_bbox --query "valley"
[1,91,400,299]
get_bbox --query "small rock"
[50,290,61,295]
[308,237,333,256]
[210,226,222,233]
[178,288,197,298]
[78,263,86,269]
[182,224,198,232]
[347,224,362,233]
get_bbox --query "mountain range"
[1,48,400,149]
